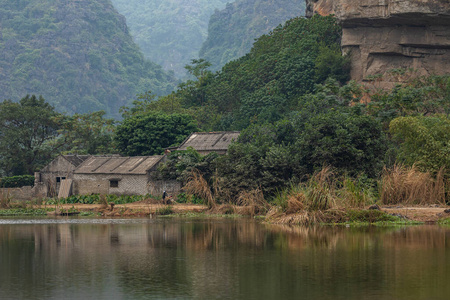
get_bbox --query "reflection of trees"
[0,221,449,299]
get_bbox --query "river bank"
[1,201,450,224]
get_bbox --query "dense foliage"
[0,175,34,188]
[115,112,198,156]
[0,0,177,118]
[199,0,306,71]
[0,95,60,175]
[110,0,229,78]
[0,95,117,176]
[390,115,450,174]
[154,15,349,131]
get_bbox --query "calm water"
[0,217,449,300]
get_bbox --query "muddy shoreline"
[30,202,450,224]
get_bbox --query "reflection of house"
[175,131,240,155]
[34,155,90,197]
[73,156,180,196]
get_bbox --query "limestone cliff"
[306,0,450,85]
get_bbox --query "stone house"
[34,155,91,197]
[72,156,181,196]
[175,131,240,155]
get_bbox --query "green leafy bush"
[0,175,35,188]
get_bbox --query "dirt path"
[382,205,450,222]
[48,202,208,217]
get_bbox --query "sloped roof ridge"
[177,131,240,149]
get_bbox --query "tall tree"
[0,95,61,175]
[52,111,117,155]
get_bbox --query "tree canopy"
[0,95,60,175]
[115,112,198,156]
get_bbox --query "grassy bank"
[1,164,449,224]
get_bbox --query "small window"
[56,177,66,183]
[110,180,119,188]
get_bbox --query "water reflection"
[0,218,449,299]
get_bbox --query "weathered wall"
[73,174,149,196]
[306,0,450,85]
[148,180,182,197]
[1,186,33,202]
[37,156,77,196]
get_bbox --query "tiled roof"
[177,132,240,152]
[74,156,164,175]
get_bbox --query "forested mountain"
[0,0,177,118]
[110,0,230,78]
[199,0,306,71]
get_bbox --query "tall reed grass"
[274,167,376,214]
[274,167,335,213]
[0,190,11,208]
[184,169,216,209]
[380,165,447,205]
[236,188,270,217]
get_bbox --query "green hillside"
[110,0,230,78]
[0,0,177,118]
[199,0,306,71]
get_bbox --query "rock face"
[306,0,450,85]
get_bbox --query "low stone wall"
[0,186,33,202]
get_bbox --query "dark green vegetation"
[200,0,306,71]
[115,112,198,156]
[44,194,147,205]
[149,15,450,209]
[0,208,50,216]
[0,0,177,118]
[0,175,34,188]
[0,95,60,175]
[110,0,230,78]
[0,95,116,176]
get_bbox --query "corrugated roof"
[74,156,164,175]
[177,132,240,152]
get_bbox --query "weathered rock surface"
[306,0,450,85]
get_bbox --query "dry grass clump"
[99,194,109,209]
[276,167,335,214]
[267,209,326,226]
[184,169,216,209]
[210,203,236,215]
[0,190,11,208]
[380,165,447,205]
[236,189,270,217]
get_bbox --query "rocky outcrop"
[306,0,450,85]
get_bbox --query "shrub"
[155,206,174,215]
[0,175,35,188]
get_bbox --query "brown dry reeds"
[305,167,335,211]
[273,167,335,214]
[236,188,270,217]
[184,169,216,209]
[380,165,447,205]
[99,194,109,209]
[0,189,11,208]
